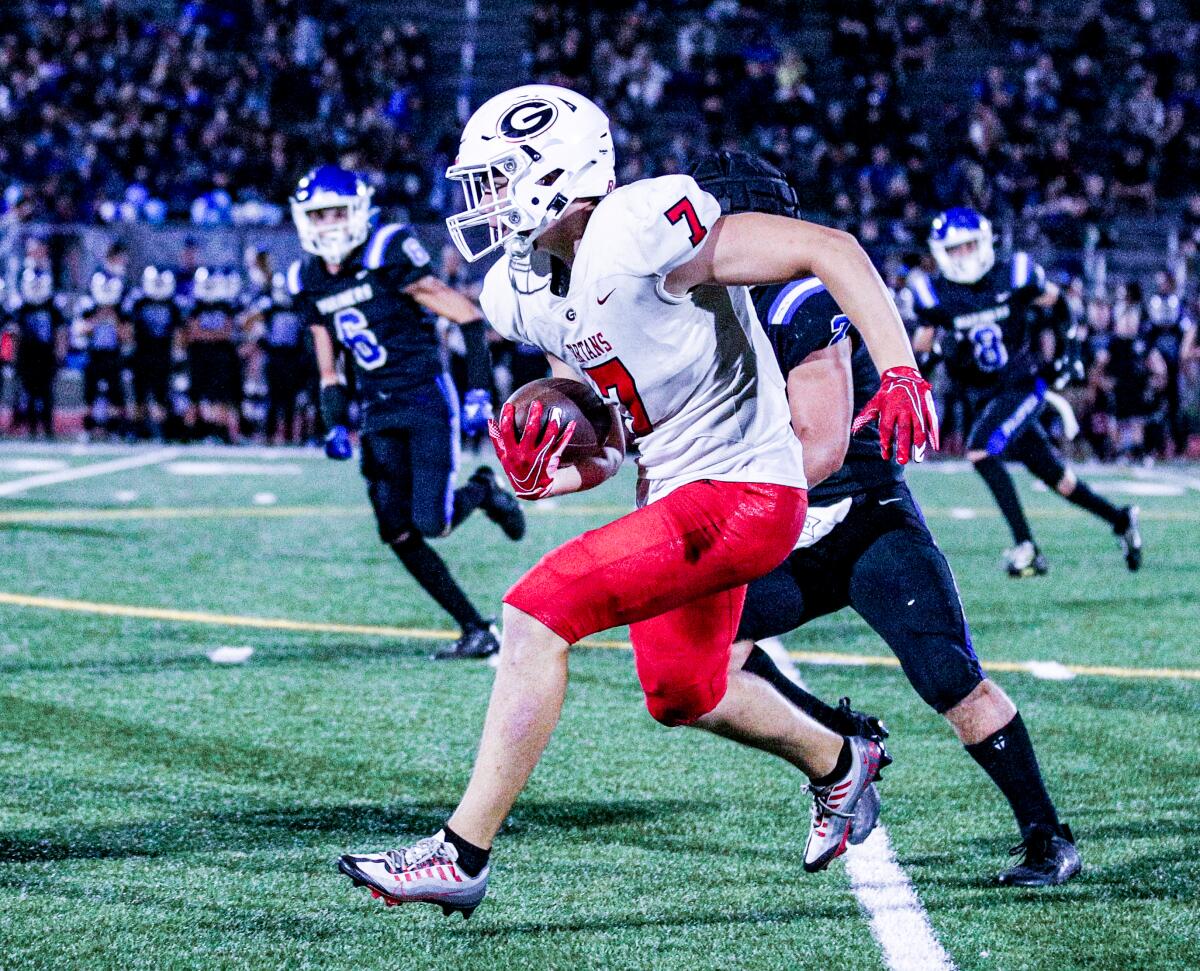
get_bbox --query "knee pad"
[642,672,727,727]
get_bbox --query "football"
[506,377,613,462]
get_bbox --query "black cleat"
[1116,505,1142,572]
[1005,541,1049,578]
[433,622,499,660]
[836,696,890,744]
[472,466,526,541]
[997,823,1081,887]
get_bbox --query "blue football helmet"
[928,207,995,285]
[290,165,375,265]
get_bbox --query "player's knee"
[498,602,569,665]
[386,527,417,548]
[727,638,755,673]
[412,512,450,539]
[967,449,989,464]
[1055,468,1077,496]
[642,672,727,727]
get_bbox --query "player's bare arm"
[785,340,853,488]
[668,211,938,463]
[310,324,342,388]
[667,213,917,373]
[403,273,483,325]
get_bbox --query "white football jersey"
[481,174,806,504]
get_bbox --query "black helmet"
[690,150,801,219]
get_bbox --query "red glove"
[852,365,940,465]
[488,399,577,499]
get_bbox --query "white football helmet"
[142,265,176,301]
[446,84,616,262]
[928,207,995,285]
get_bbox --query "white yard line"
[0,448,178,498]
[845,825,957,971]
[1128,465,1200,493]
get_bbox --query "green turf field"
[0,444,1197,971]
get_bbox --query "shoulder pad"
[908,273,939,310]
[591,175,721,279]
[1010,252,1045,292]
[363,222,431,272]
[286,259,305,296]
[764,277,827,328]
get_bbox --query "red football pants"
[505,479,807,725]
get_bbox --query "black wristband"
[460,319,493,394]
[320,383,350,430]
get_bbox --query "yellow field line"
[0,590,1197,682]
[2,502,1198,526]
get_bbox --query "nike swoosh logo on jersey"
[597,289,616,305]
[356,270,368,279]
[879,497,903,505]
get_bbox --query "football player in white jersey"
[337,85,938,916]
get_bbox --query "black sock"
[442,825,490,877]
[1065,481,1125,530]
[974,456,1034,545]
[449,479,488,530]
[965,713,1059,836]
[743,646,852,734]
[391,535,484,631]
[810,737,853,787]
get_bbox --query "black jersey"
[288,222,441,431]
[12,301,65,350]
[76,298,122,351]
[910,253,1047,392]
[188,300,237,341]
[125,293,181,348]
[753,278,902,505]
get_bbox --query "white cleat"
[337,831,489,918]
[804,736,886,872]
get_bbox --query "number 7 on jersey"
[584,358,653,436]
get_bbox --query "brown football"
[506,377,613,462]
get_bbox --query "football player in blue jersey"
[692,152,1081,887]
[289,166,524,660]
[912,207,1142,576]
[9,266,68,438]
[125,265,183,439]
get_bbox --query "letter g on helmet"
[446,84,616,262]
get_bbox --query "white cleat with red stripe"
[337,831,489,918]
[804,736,886,872]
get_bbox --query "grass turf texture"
[0,445,1197,971]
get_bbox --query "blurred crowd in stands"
[2,228,1195,461]
[0,0,438,226]
[0,0,1197,458]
